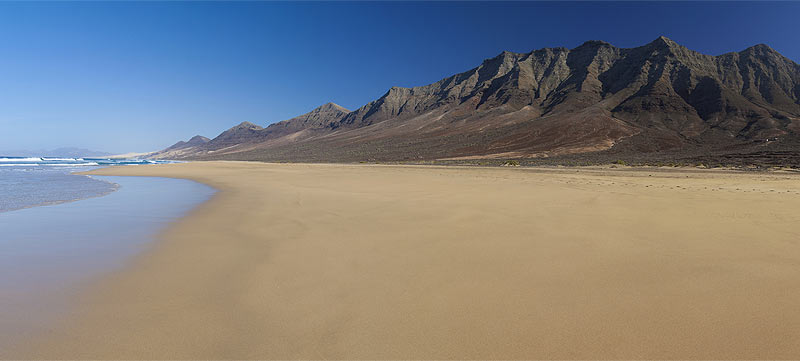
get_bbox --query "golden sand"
[15,162,800,359]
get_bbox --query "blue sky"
[1,1,798,153]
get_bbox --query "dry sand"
[14,162,800,359]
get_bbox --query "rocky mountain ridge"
[150,37,800,164]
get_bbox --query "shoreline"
[16,161,800,359]
[0,174,120,214]
[0,167,120,214]
[0,175,214,357]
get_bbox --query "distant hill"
[2,147,112,158]
[151,37,800,165]
[148,135,210,159]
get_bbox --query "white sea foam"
[49,162,100,166]
[0,157,172,167]
[0,157,42,162]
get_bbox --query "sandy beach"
[16,162,800,359]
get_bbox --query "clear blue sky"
[1,1,798,153]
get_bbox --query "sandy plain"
[14,161,800,359]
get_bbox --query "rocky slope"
[150,135,210,159]
[153,37,800,163]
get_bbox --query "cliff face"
[155,37,800,162]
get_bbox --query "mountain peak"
[649,35,679,48]
[187,135,210,144]
[317,102,350,113]
[577,40,612,48]
[497,50,521,58]
[163,135,210,152]
[262,101,352,134]
[743,43,777,53]
[480,50,521,65]
[386,86,412,95]
[234,121,263,130]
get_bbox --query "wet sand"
[17,162,800,359]
[0,176,213,358]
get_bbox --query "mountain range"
[151,37,800,165]
[2,147,112,158]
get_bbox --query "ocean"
[0,156,171,212]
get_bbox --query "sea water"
[0,159,215,354]
[0,156,171,212]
